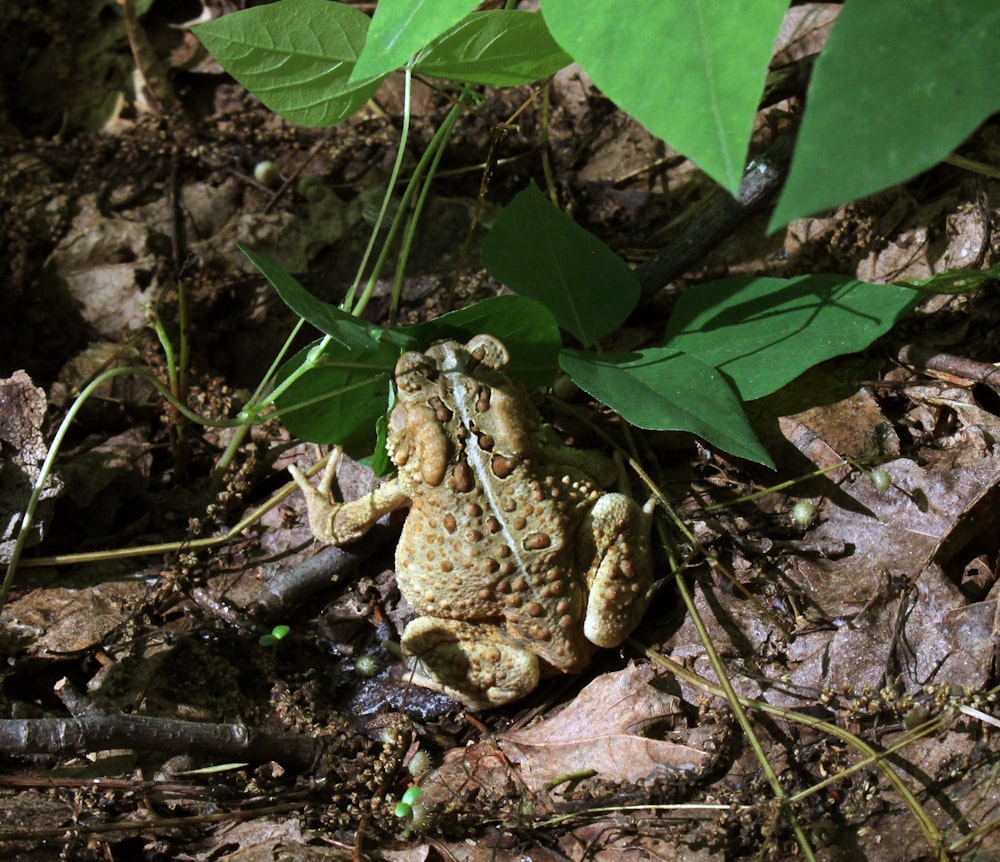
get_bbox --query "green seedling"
[258,625,291,647]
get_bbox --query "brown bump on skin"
[451,462,473,493]
[556,598,570,614]
[497,579,511,593]
[466,529,483,543]
[507,595,523,608]
[476,386,491,413]
[478,433,495,450]
[486,517,502,533]
[532,486,545,502]
[513,517,527,530]
[495,544,511,559]
[500,561,514,575]
[511,576,527,593]
[531,625,550,641]
[424,592,436,604]
[441,560,453,572]
[560,614,574,629]
[501,497,517,512]
[527,602,544,618]
[466,502,482,517]
[621,560,634,577]
[492,455,519,478]
[443,513,457,533]
[524,532,552,550]
[427,517,438,529]
[430,397,452,423]
[478,587,494,601]
[484,558,500,574]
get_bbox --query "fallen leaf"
[0,371,62,560]
[498,665,709,787]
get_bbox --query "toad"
[289,335,654,710]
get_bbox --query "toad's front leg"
[289,447,411,545]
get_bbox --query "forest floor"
[1,3,1000,860]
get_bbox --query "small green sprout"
[394,785,428,834]
[394,785,422,818]
[258,624,290,647]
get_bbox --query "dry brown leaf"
[0,371,61,560]
[498,664,709,788]
[1,583,141,656]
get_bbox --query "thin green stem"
[344,68,415,313]
[671,570,817,861]
[389,100,464,324]
[642,650,944,852]
[354,87,470,319]
[16,465,306,570]
[1,366,245,610]
[212,318,305,483]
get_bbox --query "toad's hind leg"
[401,618,540,711]
[581,493,655,649]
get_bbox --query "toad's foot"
[401,617,541,710]
[289,446,410,545]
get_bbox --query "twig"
[1,678,319,769]
[897,344,1000,388]
[0,711,318,770]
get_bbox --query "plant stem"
[1,367,244,611]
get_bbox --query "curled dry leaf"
[497,664,709,789]
[416,665,711,830]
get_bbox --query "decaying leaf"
[498,664,709,787]
[0,371,61,562]
[418,664,710,826]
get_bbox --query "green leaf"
[771,0,1000,226]
[413,11,572,86]
[274,339,400,454]
[540,0,788,194]
[664,275,919,401]
[405,296,562,388]
[352,0,479,82]
[193,0,384,127]
[481,184,639,346]
[560,348,773,467]
[238,243,410,352]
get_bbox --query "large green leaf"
[663,275,919,401]
[351,0,479,82]
[413,11,572,86]
[481,184,639,346]
[405,295,562,389]
[193,0,384,127]
[560,348,773,467]
[274,338,401,455]
[540,0,789,194]
[772,0,1000,226]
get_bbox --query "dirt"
[2,2,1000,861]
